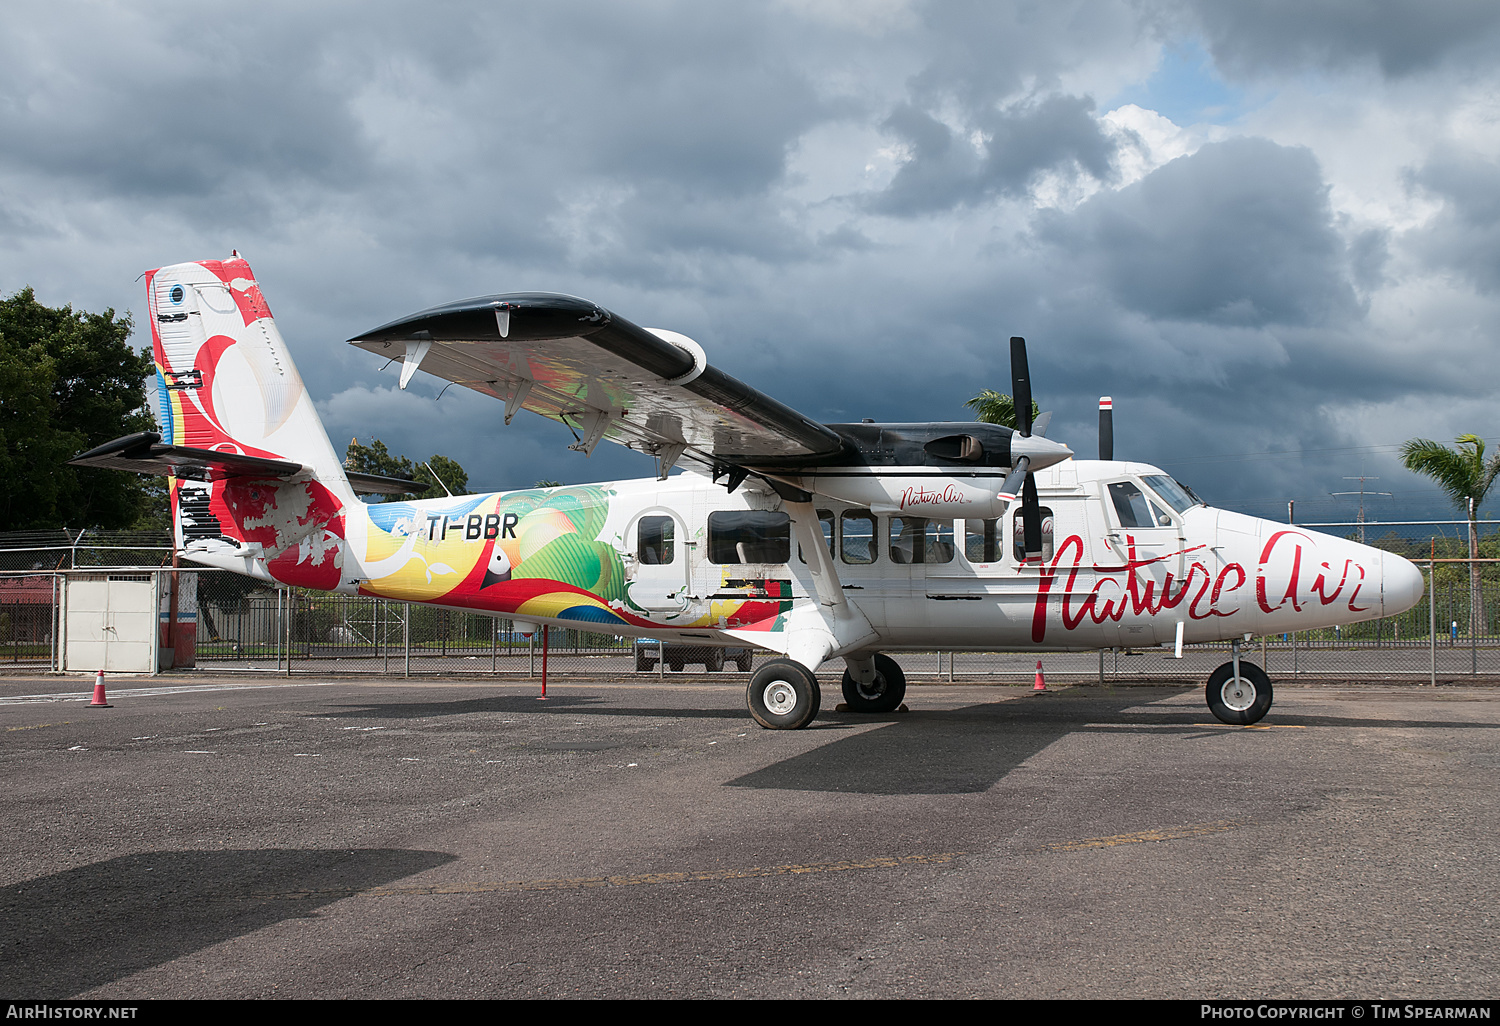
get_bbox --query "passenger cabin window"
[798,509,835,564]
[1108,481,1172,529]
[638,515,675,565]
[841,511,877,565]
[890,517,955,564]
[965,518,1000,564]
[708,510,790,564]
[1012,507,1055,563]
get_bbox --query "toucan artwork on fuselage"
[70,256,1427,729]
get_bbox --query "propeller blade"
[1010,336,1032,437]
[1099,396,1113,461]
[996,455,1030,502]
[1031,410,1052,438]
[1021,473,1044,561]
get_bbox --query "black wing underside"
[348,293,843,474]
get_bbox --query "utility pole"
[1332,473,1392,543]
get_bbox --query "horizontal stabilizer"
[67,432,305,481]
[345,471,425,495]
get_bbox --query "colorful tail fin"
[146,256,356,587]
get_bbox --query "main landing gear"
[840,653,907,714]
[747,660,821,730]
[1205,640,1274,726]
[747,653,910,729]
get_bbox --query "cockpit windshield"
[1143,475,1201,514]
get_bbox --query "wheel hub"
[762,680,798,715]
[1221,676,1257,712]
[856,674,886,702]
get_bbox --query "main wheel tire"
[635,654,653,672]
[707,649,725,672]
[1205,660,1274,725]
[840,653,907,714]
[747,660,821,730]
[735,654,752,672]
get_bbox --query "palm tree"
[965,390,1040,429]
[1401,433,1500,633]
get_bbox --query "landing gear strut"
[1205,640,1273,725]
[840,653,907,713]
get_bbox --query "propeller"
[1099,396,1113,461]
[1003,336,1046,561]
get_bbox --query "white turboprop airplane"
[73,256,1426,729]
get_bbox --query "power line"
[1153,433,1500,468]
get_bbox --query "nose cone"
[1381,551,1425,616]
[1014,433,1074,471]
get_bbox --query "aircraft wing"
[348,293,843,473]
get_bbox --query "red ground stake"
[539,627,548,700]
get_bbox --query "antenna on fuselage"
[422,462,455,498]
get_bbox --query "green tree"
[345,437,469,501]
[964,389,1040,429]
[0,287,154,529]
[1401,433,1500,631]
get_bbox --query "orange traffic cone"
[89,669,111,708]
[1032,660,1048,692]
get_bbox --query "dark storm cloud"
[0,0,1492,521]
[874,94,1116,215]
[0,9,372,204]
[1406,148,1500,294]
[1038,137,1358,327]
[1177,0,1500,78]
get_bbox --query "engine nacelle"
[799,473,1010,519]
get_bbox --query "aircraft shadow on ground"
[729,688,1186,795]
[727,689,1500,795]
[0,847,455,997]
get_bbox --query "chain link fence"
[4,528,1499,683]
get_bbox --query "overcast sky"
[5,0,1499,528]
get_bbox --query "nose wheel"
[1205,660,1273,725]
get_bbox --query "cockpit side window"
[1108,481,1172,529]
[1143,475,1198,515]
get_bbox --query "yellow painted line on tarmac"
[249,852,968,901]
[1043,820,1242,852]
[5,720,71,731]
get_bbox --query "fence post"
[492,616,498,673]
[285,588,294,678]
[1429,560,1437,687]
[1471,559,1478,675]
[1292,630,1298,678]
[404,602,411,678]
